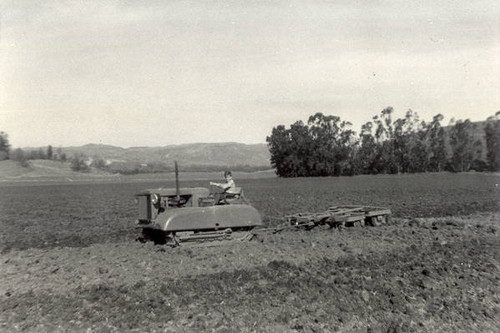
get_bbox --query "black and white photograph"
[0,1,499,332]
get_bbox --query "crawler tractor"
[135,163,262,245]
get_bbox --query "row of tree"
[0,138,111,173]
[0,134,68,167]
[0,137,107,173]
[266,108,500,177]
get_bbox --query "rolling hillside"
[27,142,271,168]
[0,159,277,182]
[0,160,119,181]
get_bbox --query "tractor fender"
[149,204,263,232]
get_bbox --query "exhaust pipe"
[175,160,181,205]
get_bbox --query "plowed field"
[1,173,499,332]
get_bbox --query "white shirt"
[222,178,237,193]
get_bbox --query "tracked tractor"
[135,163,262,245]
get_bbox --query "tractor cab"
[206,185,245,205]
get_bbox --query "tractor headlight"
[151,193,159,205]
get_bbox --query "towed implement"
[287,205,391,230]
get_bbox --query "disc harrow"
[286,205,392,230]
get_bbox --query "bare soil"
[1,214,499,332]
[0,174,499,332]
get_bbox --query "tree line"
[266,108,500,177]
[0,135,68,167]
[0,137,118,173]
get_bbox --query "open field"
[0,173,499,332]
[1,172,498,252]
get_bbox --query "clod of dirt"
[421,268,431,276]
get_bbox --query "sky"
[0,0,499,148]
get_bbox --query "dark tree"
[425,114,447,172]
[37,148,47,160]
[448,119,476,172]
[392,110,425,173]
[91,157,108,170]
[47,145,53,160]
[307,113,353,176]
[471,139,487,171]
[484,112,500,171]
[356,122,379,174]
[373,107,397,173]
[10,148,29,167]
[267,124,293,177]
[267,113,357,177]
[267,110,491,177]
[70,154,90,172]
[0,131,11,161]
[55,147,67,162]
[287,121,313,177]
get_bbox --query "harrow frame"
[286,205,392,229]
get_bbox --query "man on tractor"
[210,170,237,204]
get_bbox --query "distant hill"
[26,142,272,169]
[0,160,119,181]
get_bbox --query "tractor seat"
[225,187,242,199]
[211,187,243,205]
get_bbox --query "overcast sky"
[1,0,499,148]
